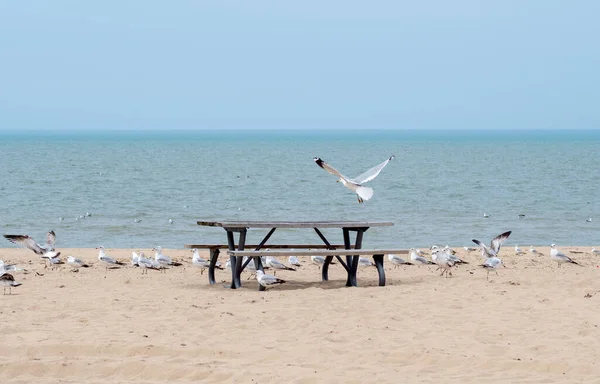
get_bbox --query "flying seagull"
[313,155,395,203]
[472,231,512,259]
[3,231,60,260]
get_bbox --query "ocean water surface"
[1,129,598,249]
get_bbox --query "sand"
[1,246,600,383]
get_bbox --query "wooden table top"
[196,220,394,229]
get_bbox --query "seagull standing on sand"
[480,257,503,281]
[472,231,512,259]
[357,256,375,267]
[191,248,223,274]
[514,245,525,255]
[409,248,432,266]
[311,255,326,266]
[313,155,395,203]
[0,272,22,295]
[131,252,140,267]
[388,253,413,268]
[288,256,301,267]
[255,270,286,290]
[433,250,456,278]
[96,246,124,270]
[530,246,544,256]
[67,256,89,269]
[591,248,600,256]
[137,252,158,274]
[3,231,61,264]
[550,244,580,268]
[265,256,296,274]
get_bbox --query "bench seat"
[229,248,409,289]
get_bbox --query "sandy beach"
[1,246,600,383]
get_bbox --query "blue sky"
[1,1,598,131]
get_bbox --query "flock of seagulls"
[0,226,597,293]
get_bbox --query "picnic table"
[196,220,396,290]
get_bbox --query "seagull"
[265,256,296,274]
[288,256,301,267]
[255,270,286,290]
[550,244,580,268]
[311,255,326,266]
[3,231,60,261]
[358,256,375,267]
[137,252,158,274]
[530,245,544,256]
[409,248,432,266]
[0,272,22,295]
[483,213,490,218]
[67,256,89,269]
[313,155,395,203]
[388,253,413,268]
[153,246,182,267]
[96,246,124,270]
[514,245,525,255]
[168,218,174,224]
[472,231,512,259]
[586,218,592,223]
[133,219,142,223]
[591,248,600,256]
[463,246,477,253]
[131,251,140,267]
[433,250,456,278]
[191,248,223,274]
[480,257,503,281]
[0,260,23,273]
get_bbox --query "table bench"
[184,244,352,284]
[229,249,408,289]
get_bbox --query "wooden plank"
[196,220,394,229]
[184,244,351,249]
[229,249,408,257]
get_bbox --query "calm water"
[1,130,599,249]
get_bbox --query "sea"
[1,129,598,250]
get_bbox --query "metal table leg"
[226,228,247,289]
[207,248,219,285]
[373,254,385,286]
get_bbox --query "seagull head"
[96,246,105,250]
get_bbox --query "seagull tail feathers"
[356,186,373,202]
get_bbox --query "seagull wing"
[3,235,46,255]
[313,158,350,181]
[351,155,395,184]
[490,231,511,254]
[46,231,56,249]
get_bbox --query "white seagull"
[311,255,326,266]
[409,248,432,266]
[3,231,60,262]
[591,247,600,256]
[96,246,124,270]
[191,248,223,274]
[388,253,413,268]
[433,250,456,278]
[255,270,286,290]
[313,155,395,203]
[131,251,140,267]
[288,256,301,267]
[480,257,503,281]
[67,256,89,269]
[266,256,296,274]
[530,245,544,256]
[0,260,23,273]
[137,251,158,274]
[0,273,22,295]
[514,245,525,255]
[358,256,375,267]
[472,231,512,259]
[550,244,580,268]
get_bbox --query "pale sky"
[1,1,598,131]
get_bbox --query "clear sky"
[1,1,598,131]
